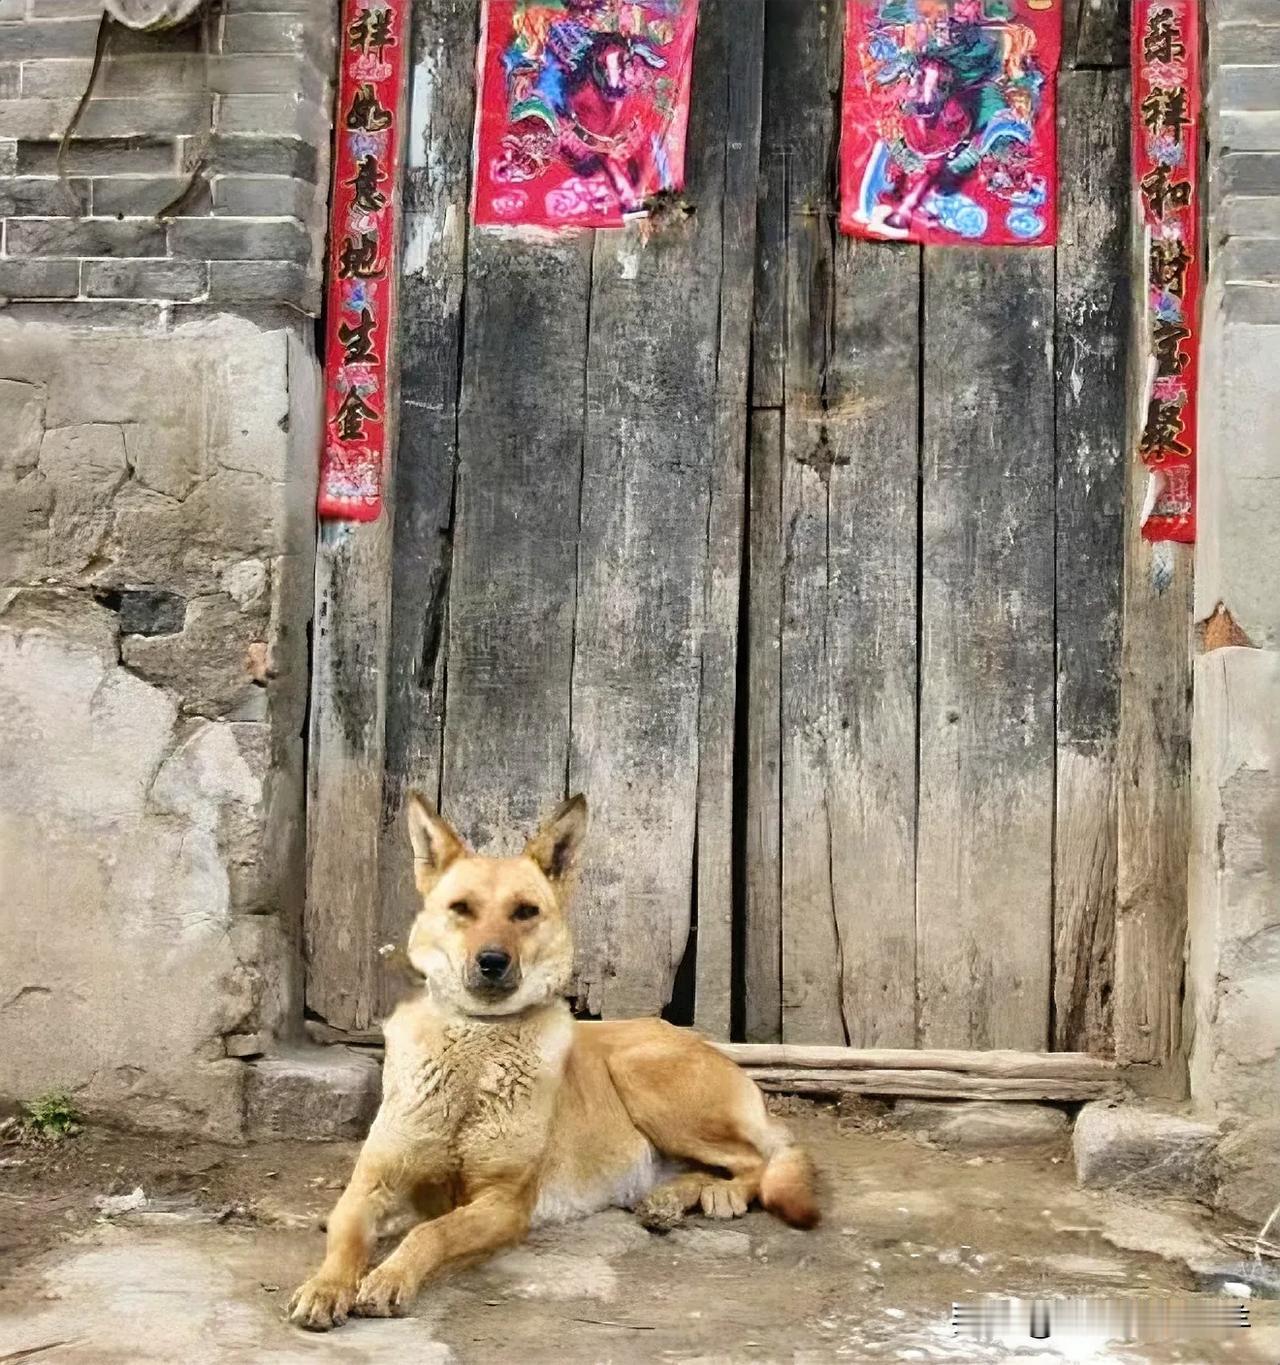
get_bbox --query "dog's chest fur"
[371,1001,572,1170]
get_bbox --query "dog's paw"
[699,1179,749,1220]
[288,1276,356,1331]
[353,1263,415,1318]
[634,1189,687,1234]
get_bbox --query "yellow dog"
[290,793,819,1330]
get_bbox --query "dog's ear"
[524,793,588,885]
[406,791,468,890]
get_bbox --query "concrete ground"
[0,1102,1276,1364]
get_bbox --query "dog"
[289,792,819,1331]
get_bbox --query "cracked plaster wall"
[0,315,319,1137]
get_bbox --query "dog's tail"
[758,1125,820,1230]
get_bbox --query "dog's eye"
[449,900,474,919]
[511,903,540,922]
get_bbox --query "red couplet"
[1133,0,1200,545]
[318,0,410,522]
[471,0,699,231]
[839,0,1062,247]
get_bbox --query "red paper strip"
[839,0,1061,247]
[471,0,699,230]
[318,0,410,522]
[1133,0,1200,544]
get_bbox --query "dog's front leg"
[353,1185,531,1318]
[289,1160,397,1331]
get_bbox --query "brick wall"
[0,0,336,314]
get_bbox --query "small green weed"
[21,1092,81,1140]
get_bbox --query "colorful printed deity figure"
[845,0,1057,244]
[497,0,684,216]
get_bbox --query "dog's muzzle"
[468,946,520,995]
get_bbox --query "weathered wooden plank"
[716,1042,1121,1079]
[305,11,414,1033]
[379,0,477,1013]
[766,0,919,1047]
[779,443,837,1043]
[441,232,592,851]
[569,0,759,1020]
[774,0,846,1044]
[1065,0,1130,70]
[1053,69,1130,1053]
[1113,203,1193,1067]
[748,1071,1121,1102]
[824,237,920,1048]
[916,247,1056,1050]
[306,520,394,1031]
[693,0,765,1040]
[744,409,783,1043]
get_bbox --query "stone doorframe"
[1182,0,1280,1223]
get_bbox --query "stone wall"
[0,317,319,1137]
[0,2,339,1136]
[1187,0,1280,1224]
[0,0,333,313]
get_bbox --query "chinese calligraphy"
[1133,0,1200,542]
[320,0,406,520]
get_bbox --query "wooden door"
[308,0,1171,1057]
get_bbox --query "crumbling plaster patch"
[0,316,319,1135]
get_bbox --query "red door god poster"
[1134,0,1200,544]
[472,0,699,230]
[839,0,1062,246]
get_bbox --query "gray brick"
[224,0,327,13]
[207,258,308,306]
[17,136,176,176]
[0,63,18,100]
[1213,0,1280,24]
[92,174,211,218]
[1213,26,1280,63]
[1222,281,1280,325]
[0,99,72,141]
[216,93,328,144]
[1216,111,1280,154]
[1217,67,1280,113]
[3,298,165,328]
[0,19,102,59]
[0,96,209,141]
[1215,151,1280,200]
[207,54,326,101]
[197,134,318,182]
[0,0,24,18]
[211,173,312,219]
[0,175,88,215]
[110,24,205,56]
[78,97,212,140]
[83,257,209,301]
[21,56,205,99]
[29,0,103,14]
[19,61,88,102]
[169,215,309,261]
[7,216,167,257]
[1216,195,1280,238]
[0,257,80,299]
[220,12,331,66]
[1221,237,1280,284]
[0,141,14,175]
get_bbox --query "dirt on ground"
[0,1101,1276,1364]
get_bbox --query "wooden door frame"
[303,0,1192,1087]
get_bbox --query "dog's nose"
[475,948,512,982]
